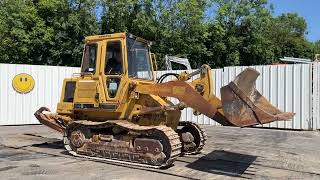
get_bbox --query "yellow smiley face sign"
[12,73,35,94]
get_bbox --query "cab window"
[105,41,123,74]
[81,43,97,73]
[127,37,153,80]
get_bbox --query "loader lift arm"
[135,65,294,127]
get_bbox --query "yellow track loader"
[35,33,294,168]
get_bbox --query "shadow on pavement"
[31,140,64,149]
[186,150,257,178]
[20,133,63,149]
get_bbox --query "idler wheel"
[181,132,194,143]
[178,122,203,153]
[70,130,85,148]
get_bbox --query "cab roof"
[85,33,150,44]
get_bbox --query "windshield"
[127,37,153,80]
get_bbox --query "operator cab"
[80,33,155,103]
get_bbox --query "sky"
[269,0,319,42]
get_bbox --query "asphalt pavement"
[0,125,319,180]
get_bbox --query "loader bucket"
[220,68,295,127]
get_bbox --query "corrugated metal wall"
[312,63,320,130]
[0,63,80,125]
[223,65,312,130]
[0,63,318,130]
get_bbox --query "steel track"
[64,120,182,169]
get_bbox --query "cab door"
[100,38,128,111]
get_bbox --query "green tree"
[269,13,313,60]
[0,0,317,68]
[0,0,99,66]
[0,0,53,64]
[314,40,320,60]
[205,0,276,67]
[34,0,99,66]
[100,0,209,69]
[203,0,313,67]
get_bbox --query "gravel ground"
[0,125,319,180]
